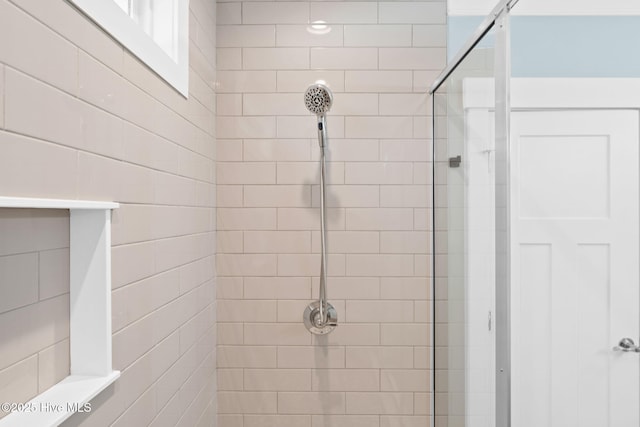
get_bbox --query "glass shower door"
[433,26,498,427]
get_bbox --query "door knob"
[613,338,640,352]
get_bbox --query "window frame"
[69,0,190,97]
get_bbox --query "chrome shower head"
[304,84,333,116]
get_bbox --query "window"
[70,0,189,97]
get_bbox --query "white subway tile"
[38,248,69,300]
[37,339,69,393]
[379,94,429,116]
[278,254,345,276]
[312,369,379,391]
[245,415,311,427]
[244,231,311,253]
[345,71,413,93]
[414,393,430,415]
[381,324,430,346]
[277,71,345,93]
[413,116,432,139]
[218,415,243,427]
[217,254,277,276]
[414,347,431,369]
[217,277,244,300]
[217,48,242,70]
[244,93,308,115]
[0,1,78,94]
[379,48,446,70]
[245,369,311,391]
[380,277,429,300]
[217,162,276,184]
[346,392,413,415]
[346,347,414,369]
[413,70,442,93]
[217,208,277,230]
[79,51,126,117]
[218,323,244,346]
[279,392,346,414]
[244,2,310,24]
[346,117,413,139]
[344,25,411,47]
[217,3,241,25]
[244,48,310,70]
[244,323,311,345]
[380,185,430,208]
[244,185,311,207]
[217,116,276,139]
[311,48,377,70]
[327,139,379,161]
[0,66,4,128]
[381,370,429,392]
[413,25,447,47]
[312,231,379,254]
[245,139,311,162]
[330,93,378,116]
[216,94,242,116]
[218,391,277,414]
[347,300,414,323]
[379,2,447,24]
[217,185,243,207]
[217,70,277,93]
[312,277,380,300]
[217,230,243,253]
[380,140,430,162]
[216,139,242,162]
[0,355,38,411]
[346,208,414,231]
[345,163,413,185]
[5,69,82,149]
[278,161,344,185]
[278,346,345,369]
[218,368,243,391]
[277,25,344,47]
[278,299,326,322]
[381,416,429,427]
[310,2,377,24]
[312,415,380,427]
[346,254,413,277]
[414,254,431,277]
[316,324,380,346]
[278,208,346,231]
[278,116,345,139]
[312,185,379,208]
[217,25,275,47]
[413,162,432,185]
[414,208,432,231]
[244,277,311,300]
[0,253,38,313]
[217,300,277,322]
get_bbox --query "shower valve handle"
[613,338,640,352]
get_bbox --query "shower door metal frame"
[429,1,515,426]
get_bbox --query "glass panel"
[508,3,640,427]
[433,25,497,427]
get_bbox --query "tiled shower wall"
[215,1,445,426]
[0,209,70,421]
[0,0,216,425]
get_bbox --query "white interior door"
[510,109,640,427]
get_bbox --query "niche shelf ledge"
[0,196,120,427]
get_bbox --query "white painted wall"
[449,0,640,16]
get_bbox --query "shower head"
[304,84,333,116]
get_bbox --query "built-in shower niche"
[0,197,119,427]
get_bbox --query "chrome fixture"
[303,83,337,335]
[613,337,640,352]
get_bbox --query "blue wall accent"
[448,16,640,77]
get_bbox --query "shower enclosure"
[431,1,640,426]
